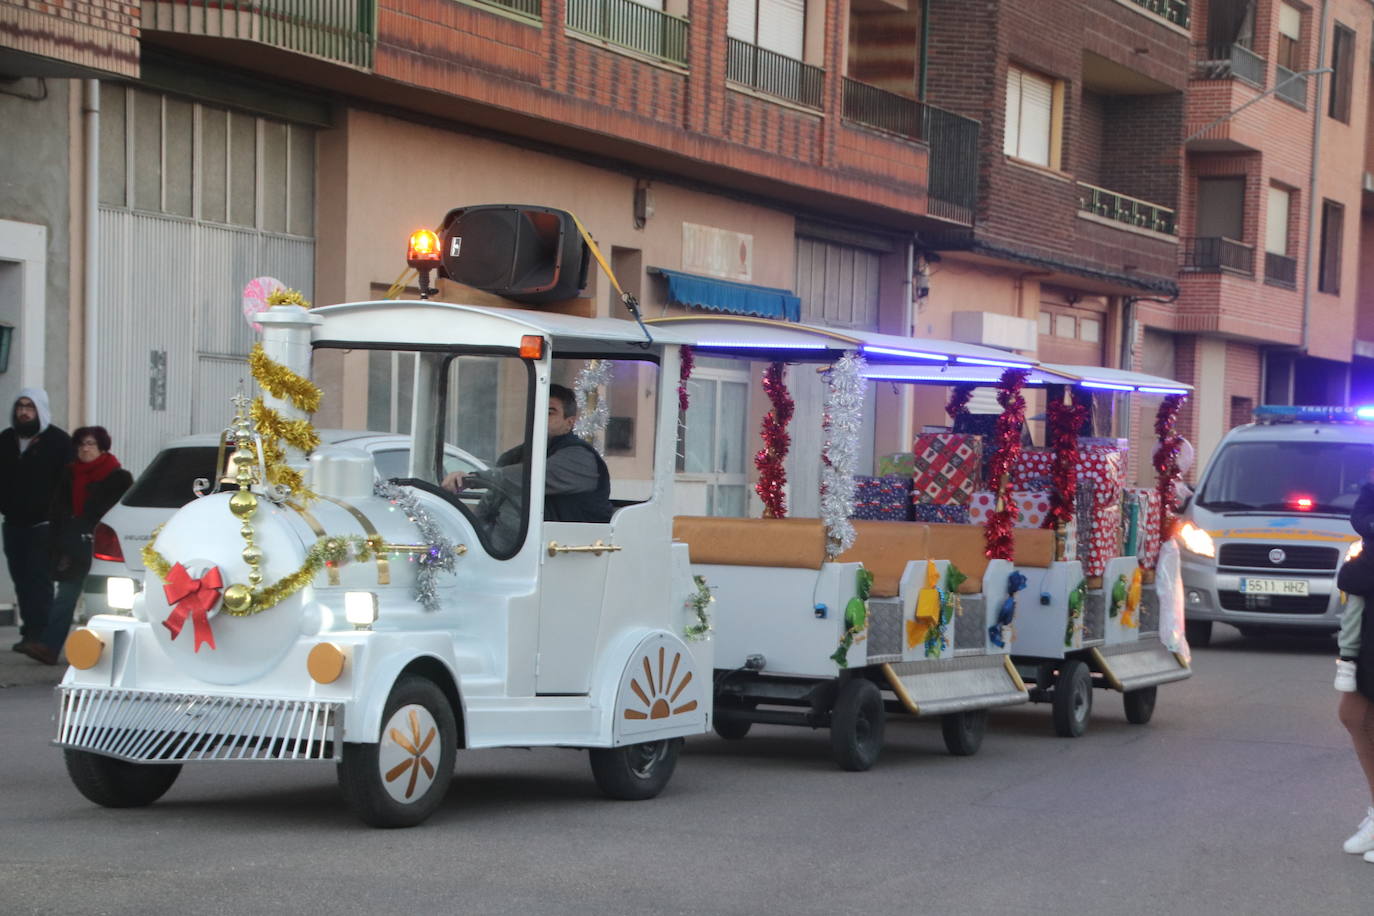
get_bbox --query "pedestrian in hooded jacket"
[0,388,74,661]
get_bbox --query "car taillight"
[93,523,124,562]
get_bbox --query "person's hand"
[441,470,466,493]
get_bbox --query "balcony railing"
[1181,236,1254,275]
[727,38,823,109]
[1275,64,1307,106]
[1128,0,1190,28]
[1265,251,1298,287]
[1077,183,1177,235]
[567,0,686,65]
[839,79,980,224]
[148,0,377,68]
[479,0,540,15]
[1195,42,1267,88]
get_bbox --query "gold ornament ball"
[242,545,264,566]
[229,490,259,518]
[241,525,255,540]
[247,570,263,586]
[222,584,254,613]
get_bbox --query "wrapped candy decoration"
[988,570,1028,649]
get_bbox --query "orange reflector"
[406,229,442,265]
[66,629,105,670]
[520,335,545,359]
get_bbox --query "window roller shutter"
[727,0,757,42]
[1279,4,1300,39]
[1019,71,1053,166]
[1265,187,1289,255]
[757,0,805,60]
[1003,68,1022,157]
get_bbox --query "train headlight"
[344,591,379,629]
[1178,522,1216,559]
[107,577,137,611]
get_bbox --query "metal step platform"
[882,654,1029,717]
[1090,638,1190,692]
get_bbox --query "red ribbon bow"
[162,563,224,652]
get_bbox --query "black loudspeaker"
[438,205,591,305]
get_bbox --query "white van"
[1177,406,1371,645]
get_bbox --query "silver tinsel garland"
[820,351,866,559]
[374,480,462,613]
[573,358,615,449]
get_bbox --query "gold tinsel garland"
[248,341,321,413]
[266,288,311,310]
[247,339,323,502]
[250,398,318,499]
[144,530,384,616]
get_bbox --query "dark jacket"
[543,433,613,524]
[1352,481,1374,554]
[48,464,133,581]
[0,425,74,527]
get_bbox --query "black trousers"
[4,522,52,642]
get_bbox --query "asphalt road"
[1,624,1370,915]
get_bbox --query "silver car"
[1178,408,1372,645]
[84,431,485,617]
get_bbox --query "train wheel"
[830,679,885,771]
[1123,686,1158,725]
[590,738,682,800]
[338,676,457,828]
[941,709,988,757]
[1051,659,1092,738]
[64,749,181,808]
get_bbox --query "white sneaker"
[1337,659,1358,693]
[1345,807,1374,854]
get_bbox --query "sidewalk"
[0,624,66,688]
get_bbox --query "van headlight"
[1178,521,1216,558]
[1347,540,1364,562]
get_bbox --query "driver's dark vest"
[544,433,613,523]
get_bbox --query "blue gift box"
[851,475,913,521]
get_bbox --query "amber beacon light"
[406,229,443,300]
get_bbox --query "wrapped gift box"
[1078,444,1125,509]
[1011,447,1053,490]
[1085,502,1122,577]
[968,490,1051,529]
[852,476,913,521]
[877,452,916,477]
[911,503,971,524]
[911,433,984,504]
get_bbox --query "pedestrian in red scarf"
[25,427,132,665]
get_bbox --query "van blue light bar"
[1253,405,1374,423]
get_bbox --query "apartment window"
[1054,313,1075,338]
[728,0,804,60]
[1319,199,1344,293]
[1265,186,1292,255]
[1196,177,1245,240]
[1003,66,1060,169]
[1038,311,1051,335]
[1329,23,1355,123]
[1277,4,1302,70]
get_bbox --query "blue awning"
[651,267,801,322]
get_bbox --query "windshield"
[123,446,220,508]
[1196,440,1374,513]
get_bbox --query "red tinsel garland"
[984,368,1029,560]
[754,361,793,519]
[1152,394,1187,551]
[1045,394,1088,530]
[678,345,695,412]
[945,384,975,423]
